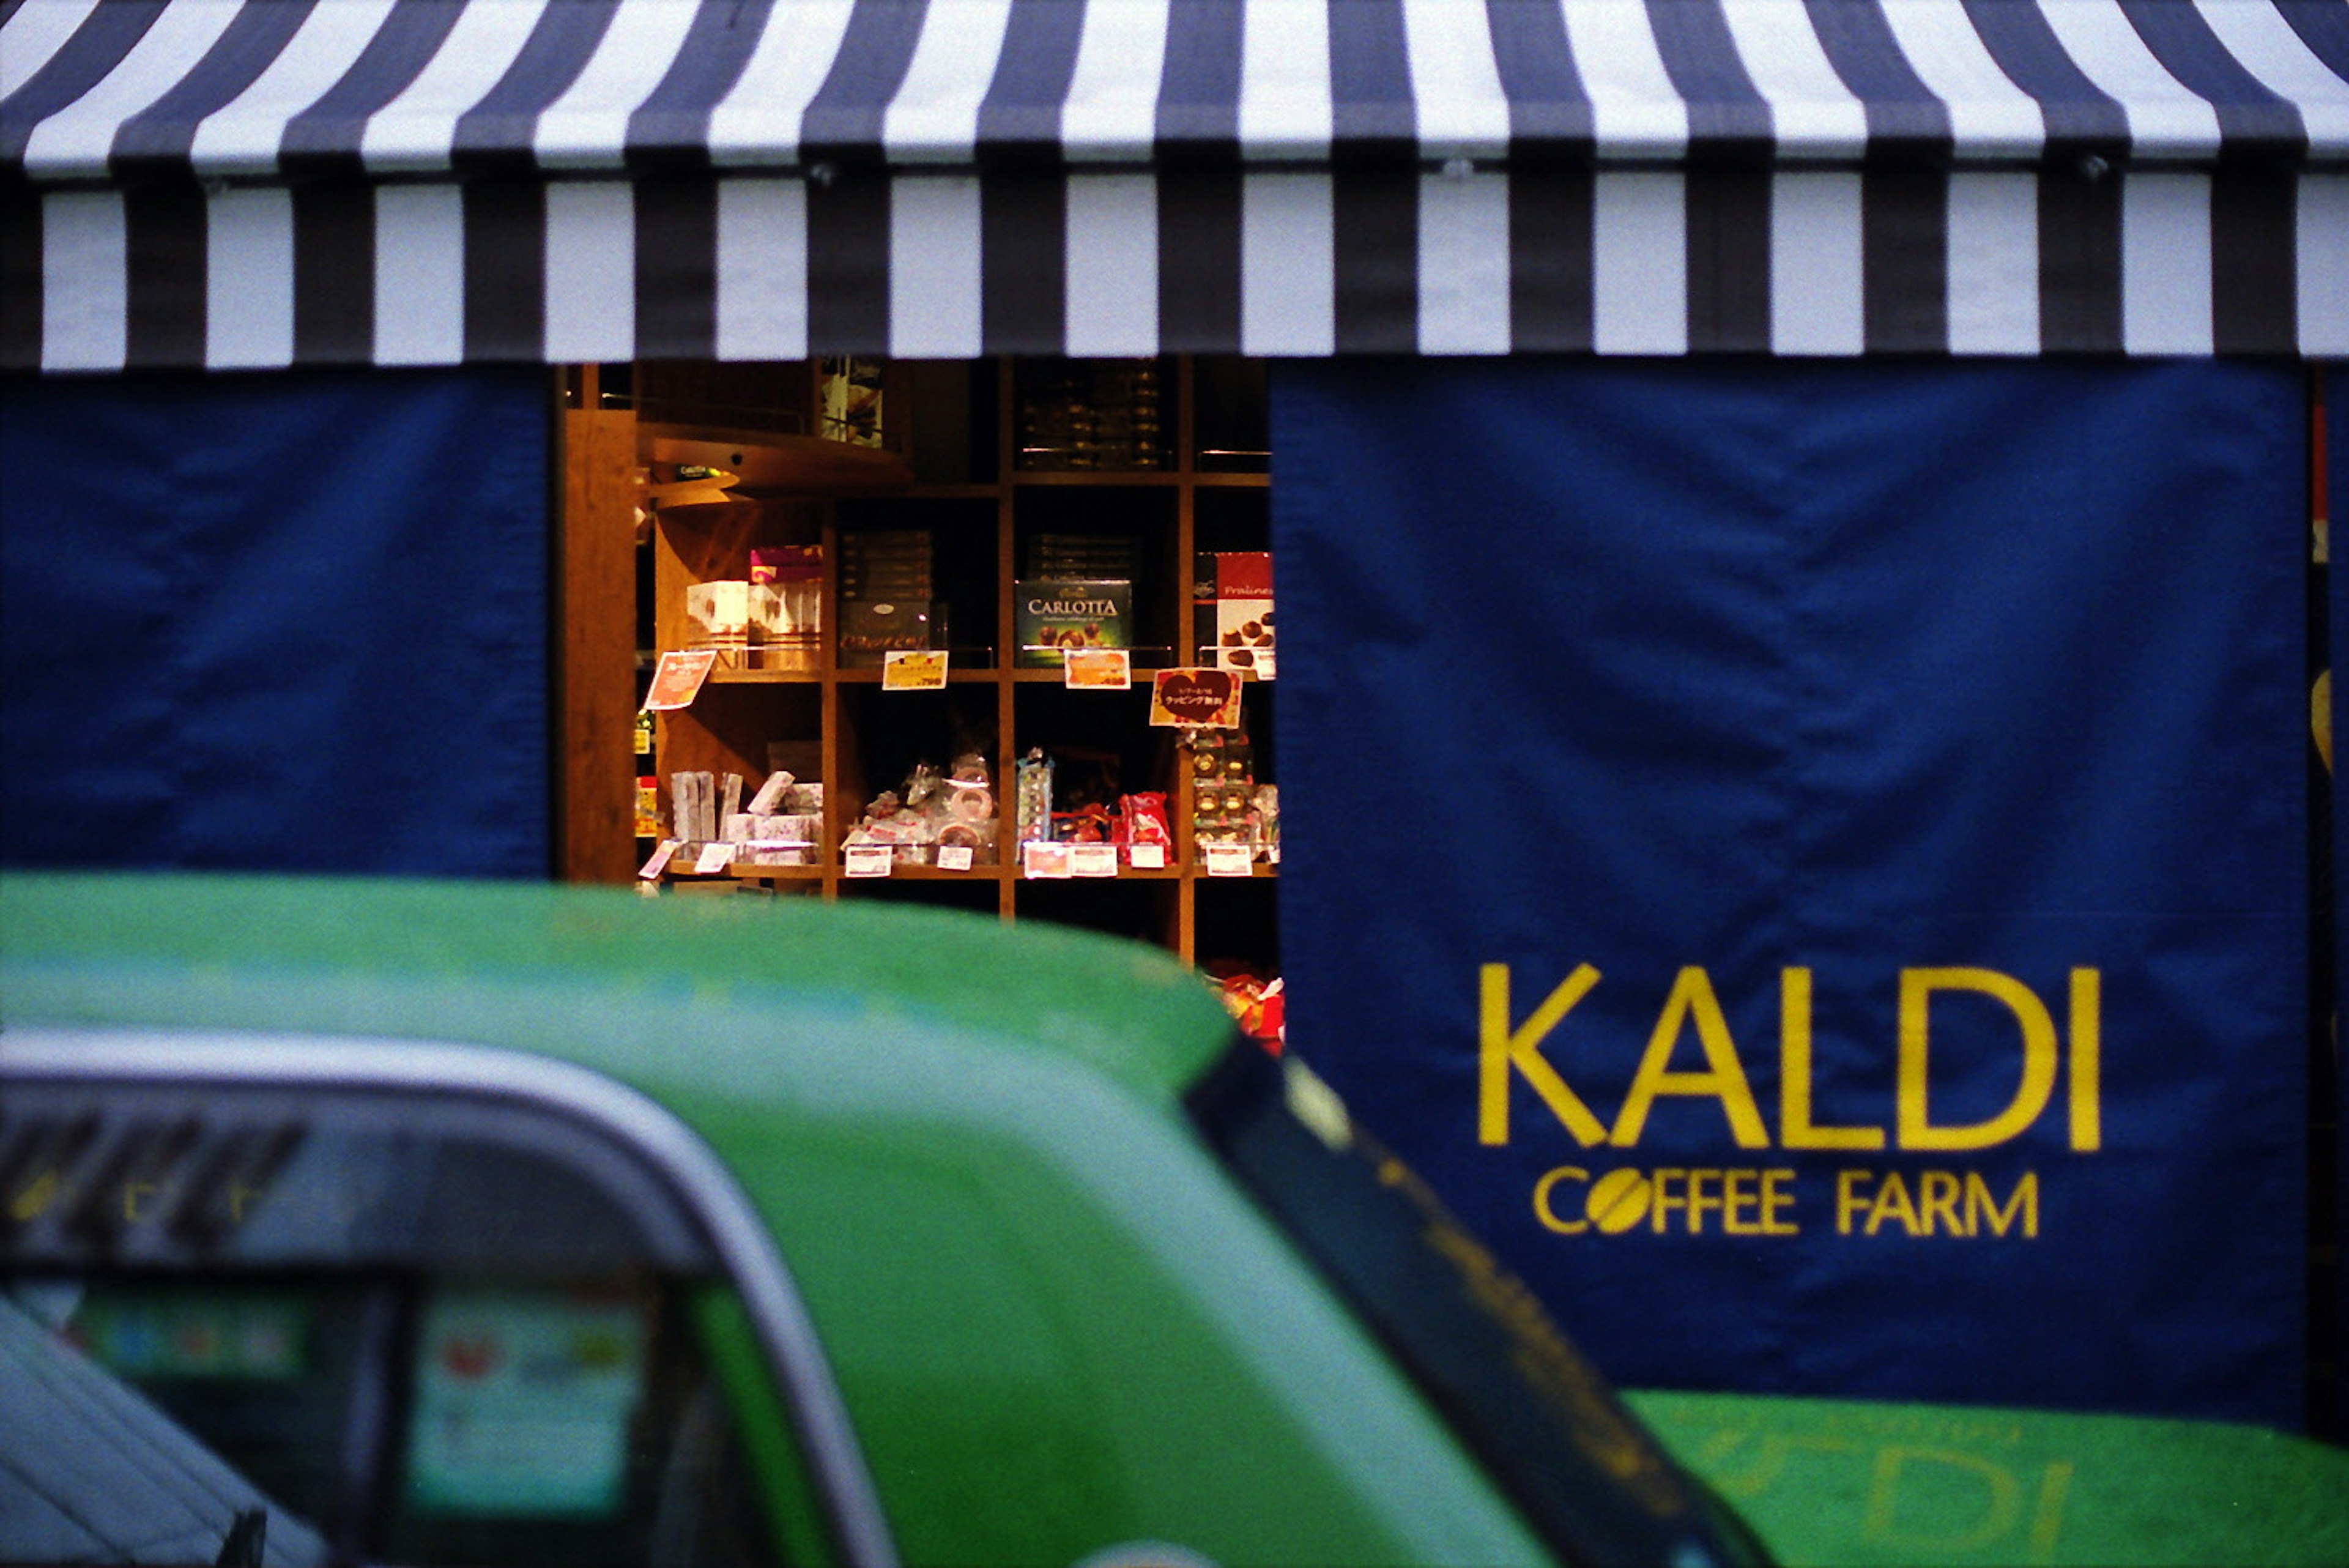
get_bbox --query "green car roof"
[0,872,1552,1568]
[0,869,1232,1103]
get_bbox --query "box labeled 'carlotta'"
[1016,579,1131,668]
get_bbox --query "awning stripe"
[2123,171,2213,354]
[2303,171,2349,353]
[1770,169,1865,354]
[2041,163,2126,352]
[113,0,318,172]
[1508,165,1597,351]
[1804,0,1950,154]
[5,0,2345,370]
[625,0,775,165]
[2284,0,2349,76]
[20,163,2335,368]
[1486,0,1596,150]
[1327,0,1412,152]
[362,0,549,173]
[1648,0,1771,155]
[979,0,1088,156]
[1157,0,1243,152]
[1861,166,1948,351]
[277,0,466,177]
[451,0,625,173]
[292,181,374,361]
[2211,165,2299,351]
[1735,2,1876,160]
[10,0,2347,177]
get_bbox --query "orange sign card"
[1149,667,1242,727]
[643,650,718,710]
[1064,647,1132,690]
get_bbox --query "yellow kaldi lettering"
[1863,1446,2023,1554]
[1532,1166,1591,1234]
[1479,964,1609,1146]
[1483,962,2102,1155]
[1897,968,2057,1151]
[1779,967,1886,1150]
[1608,967,1769,1149]
[2069,969,2101,1153]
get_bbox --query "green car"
[2,874,2342,1568]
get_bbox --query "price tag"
[882,649,949,690]
[693,841,736,874]
[1022,841,1072,879]
[937,844,974,872]
[845,844,893,877]
[1126,842,1166,870]
[1070,842,1118,877]
[637,839,681,880]
[1063,647,1131,690]
[1204,844,1254,877]
[643,650,717,710]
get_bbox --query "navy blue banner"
[1275,360,2307,1427]
[2329,365,2349,1441]
[0,368,549,877]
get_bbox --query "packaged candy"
[1121,793,1173,849]
[1015,749,1054,843]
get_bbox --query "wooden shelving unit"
[564,357,1276,973]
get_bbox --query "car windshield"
[1187,1042,1769,1568]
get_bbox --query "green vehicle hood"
[1629,1389,2349,1567]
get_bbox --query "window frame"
[1,1026,898,1568]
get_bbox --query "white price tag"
[1022,841,1072,879]
[937,844,974,872]
[693,841,736,875]
[637,839,681,880]
[1126,842,1166,870]
[845,845,893,877]
[1070,842,1118,877]
[1204,845,1253,877]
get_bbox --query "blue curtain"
[1274,359,2307,1427]
[2331,365,2349,1441]
[1,367,549,876]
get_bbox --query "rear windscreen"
[1187,1042,1769,1568]
[3,1271,777,1567]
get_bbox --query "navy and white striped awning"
[5,0,2346,369]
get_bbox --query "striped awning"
[5,0,2346,370]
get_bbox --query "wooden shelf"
[644,426,913,496]
[704,665,823,685]
[600,357,1278,968]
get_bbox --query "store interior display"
[1015,360,1165,471]
[599,356,1276,967]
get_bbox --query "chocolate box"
[1015,579,1132,668]
[1192,551,1274,678]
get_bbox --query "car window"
[6,1273,776,1567]
[0,1042,854,1568]
[1188,1042,1770,1568]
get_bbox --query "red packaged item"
[1120,792,1173,847]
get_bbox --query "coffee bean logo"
[1585,1168,1653,1233]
